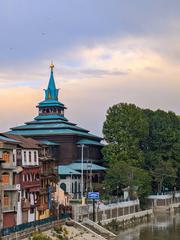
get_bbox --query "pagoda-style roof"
[7,64,102,142]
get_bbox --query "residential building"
[58,162,106,199]
[0,135,19,228]
[3,134,41,224]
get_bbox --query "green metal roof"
[11,123,89,133]
[25,119,69,125]
[58,165,81,175]
[67,162,106,171]
[38,99,65,108]
[0,135,20,144]
[35,115,68,121]
[77,139,104,146]
[7,128,101,139]
[39,140,59,146]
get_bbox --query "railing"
[0,213,71,237]
[3,205,17,212]
[2,184,17,191]
[21,180,40,189]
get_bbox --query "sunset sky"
[0,0,180,136]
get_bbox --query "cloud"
[0,1,180,136]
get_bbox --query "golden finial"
[50,61,54,72]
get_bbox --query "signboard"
[88,192,100,200]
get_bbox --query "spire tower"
[37,63,66,120]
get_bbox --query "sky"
[0,0,180,136]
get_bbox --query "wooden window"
[2,173,10,185]
[34,151,37,162]
[29,151,32,162]
[2,151,10,163]
[4,194,9,207]
[24,151,27,162]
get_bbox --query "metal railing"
[0,213,71,237]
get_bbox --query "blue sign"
[88,192,100,200]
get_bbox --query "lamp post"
[81,144,84,199]
[69,172,73,197]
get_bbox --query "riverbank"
[116,212,180,240]
[101,210,152,235]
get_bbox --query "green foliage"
[29,232,52,240]
[54,226,63,234]
[103,103,149,166]
[105,161,151,199]
[102,102,180,201]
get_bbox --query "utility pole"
[0,158,5,232]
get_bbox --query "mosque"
[7,63,103,165]
[7,63,105,197]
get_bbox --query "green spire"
[45,62,59,100]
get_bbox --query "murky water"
[116,212,180,240]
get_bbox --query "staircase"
[82,221,116,240]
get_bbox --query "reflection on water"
[116,212,180,240]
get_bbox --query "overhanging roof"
[58,165,81,175]
[77,139,104,146]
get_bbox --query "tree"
[151,160,177,193]
[102,102,180,198]
[103,103,149,166]
[105,161,151,200]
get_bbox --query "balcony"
[21,180,40,189]
[39,155,56,162]
[3,184,18,191]
[1,162,16,170]
[3,205,17,213]
[40,168,57,176]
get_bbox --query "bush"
[29,231,52,240]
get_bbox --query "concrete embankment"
[100,209,153,235]
[101,209,153,225]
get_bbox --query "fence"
[0,213,70,237]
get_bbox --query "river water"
[116,212,180,240]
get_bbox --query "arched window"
[2,151,10,163]
[2,173,10,185]
[60,183,66,192]
[4,194,9,207]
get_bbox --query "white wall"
[22,149,39,166]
